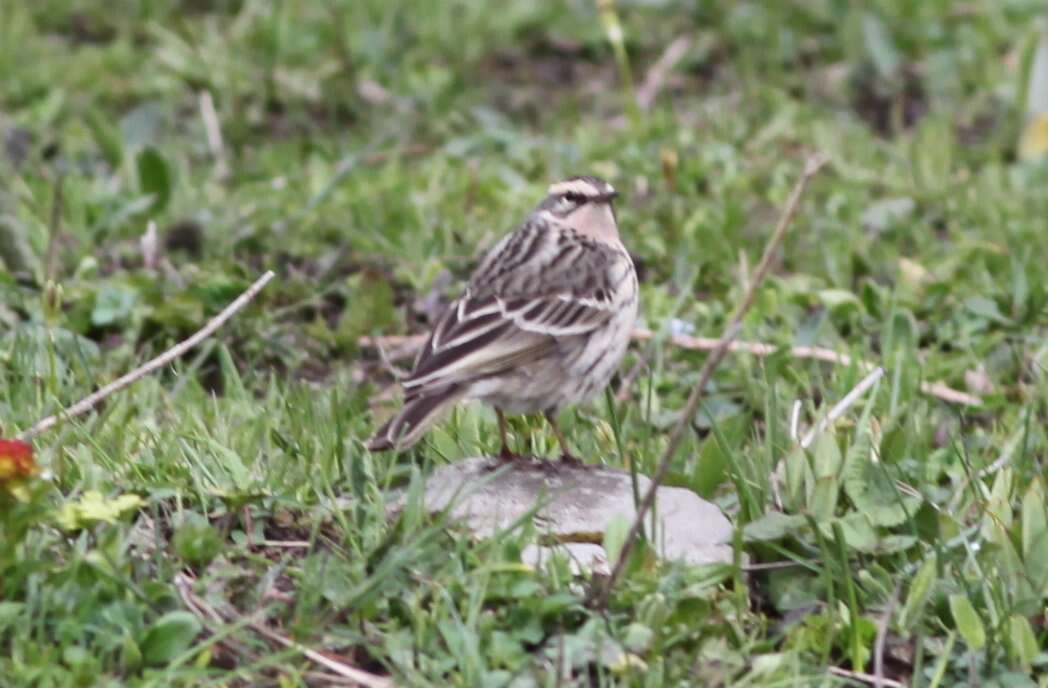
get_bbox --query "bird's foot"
[559,452,584,466]
[497,447,523,462]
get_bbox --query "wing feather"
[403,218,630,391]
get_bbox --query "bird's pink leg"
[544,410,581,464]
[497,409,520,461]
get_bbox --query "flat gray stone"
[405,456,733,567]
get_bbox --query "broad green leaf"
[120,100,165,150]
[1009,615,1038,669]
[622,623,654,653]
[141,611,201,666]
[810,476,838,521]
[811,433,842,478]
[743,512,806,542]
[86,108,123,167]
[1026,23,1048,118]
[91,194,158,237]
[874,535,918,554]
[91,283,138,327]
[840,383,918,526]
[817,289,861,313]
[898,257,931,292]
[137,146,172,212]
[401,465,426,533]
[172,513,222,566]
[55,491,145,530]
[980,468,1014,546]
[784,446,812,511]
[842,430,918,527]
[0,602,24,633]
[965,297,1011,326]
[861,12,900,79]
[603,514,630,564]
[1020,24,1048,159]
[340,273,396,342]
[1023,529,1048,595]
[0,215,39,275]
[1021,479,1047,559]
[121,633,142,671]
[62,646,89,670]
[750,653,786,677]
[996,539,1038,615]
[819,512,876,551]
[898,555,936,632]
[691,430,728,497]
[637,593,670,628]
[861,197,915,233]
[949,594,985,650]
[911,116,954,192]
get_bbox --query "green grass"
[2,0,1048,685]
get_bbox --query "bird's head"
[536,175,620,241]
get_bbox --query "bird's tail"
[365,385,466,452]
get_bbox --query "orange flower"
[0,439,37,483]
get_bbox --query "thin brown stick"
[248,619,394,687]
[374,338,410,380]
[635,330,982,407]
[874,584,902,688]
[362,144,432,167]
[256,540,312,549]
[828,666,906,688]
[799,366,885,450]
[45,173,65,284]
[768,366,886,509]
[175,572,393,687]
[589,154,830,609]
[303,671,364,686]
[19,270,276,441]
[636,35,691,110]
[199,90,229,179]
[358,331,982,407]
[615,356,648,403]
[358,333,425,353]
[740,559,814,572]
[173,573,258,662]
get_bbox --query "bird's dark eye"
[562,192,586,204]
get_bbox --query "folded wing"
[403,220,626,392]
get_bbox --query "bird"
[366,175,638,462]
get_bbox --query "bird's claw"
[498,447,522,462]
[559,452,583,466]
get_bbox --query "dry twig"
[257,540,312,549]
[615,356,648,402]
[175,572,393,688]
[173,573,258,663]
[768,366,885,508]
[799,366,885,450]
[874,585,902,688]
[589,153,830,609]
[636,35,691,110]
[45,173,65,283]
[248,616,393,687]
[199,90,229,179]
[828,666,906,688]
[362,144,432,167]
[20,271,276,441]
[631,330,982,407]
[358,333,424,353]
